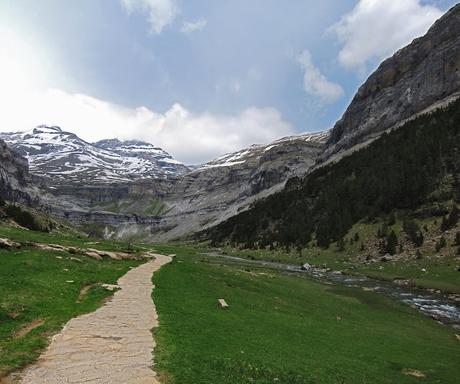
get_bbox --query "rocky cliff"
[323,4,460,162]
[41,131,328,240]
[0,139,39,205]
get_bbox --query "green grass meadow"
[0,227,141,377]
[153,245,460,384]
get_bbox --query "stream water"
[202,252,460,330]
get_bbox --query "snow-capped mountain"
[0,126,189,184]
[195,131,329,171]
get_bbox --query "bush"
[384,230,398,255]
[441,205,459,231]
[4,205,41,231]
[0,197,5,207]
[435,236,447,252]
[337,238,345,251]
[403,219,424,247]
[455,232,460,246]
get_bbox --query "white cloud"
[120,0,178,34]
[331,0,443,72]
[0,24,293,164]
[297,50,344,104]
[181,18,207,34]
[0,89,294,165]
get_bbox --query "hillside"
[323,3,460,162]
[206,99,460,249]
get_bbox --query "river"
[202,251,460,330]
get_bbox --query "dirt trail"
[19,254,172,384]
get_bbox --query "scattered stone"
[101,284,121,291]
[336,316,342,321]
[0,238,21,249]
[69,257,83,263]
[455,334,460,341]
[63,268,69,272]
[218,298,229,309]
[66,280,75,283]
[402,369,425,378]
[33,243,67,252]
[86,248,136,261]
[301,263,312,270]
[84,251,103,261]
[55,256,63,260]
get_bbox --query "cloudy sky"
[0,0,456,164]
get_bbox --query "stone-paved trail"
[20,254,172,384]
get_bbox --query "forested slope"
[206,100,460,249]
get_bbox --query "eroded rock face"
[0,139,38,205]
[323,4,460,162]
[44,132,327,240]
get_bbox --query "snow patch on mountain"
[0,126,189,184]
[195,131,329,171]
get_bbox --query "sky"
[0,0,457,164]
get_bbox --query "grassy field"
[153,244,460,384]
[0,225,142,377]
[218,217,460,294]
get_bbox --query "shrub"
[455,232,460,246]
[384,230,398,255]
[435,236,447,252]
[4,205,41,231]
[441,205,459,231]
[337,238,345,251]
[403,219,424,247]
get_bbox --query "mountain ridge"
[0,125,189,184]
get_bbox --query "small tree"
[455,232,460,246]
[337,238,345,251]
[441,206,459,231]
[403,219,423,247]
[436,236,447,252]
[385,230,398,255]
[387,212,396,226]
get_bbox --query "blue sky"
[0,0,457,163]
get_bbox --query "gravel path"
[20,254,172,384]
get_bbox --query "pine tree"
[385,230,398,255]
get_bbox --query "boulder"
[0,237,21,249]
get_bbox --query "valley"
[0,2,460,383]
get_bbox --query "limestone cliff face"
[323,4,460,162]
[43,132,327,240]
[0,139,38,205]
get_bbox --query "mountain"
[206,100,460,248]
[37,130,328,240]
[206,4,460,248]
[323,3,460,163]
[149,131,329,240]
[0,126,189,184]
[0,139,39,206]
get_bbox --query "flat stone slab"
[20,254,172,384]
